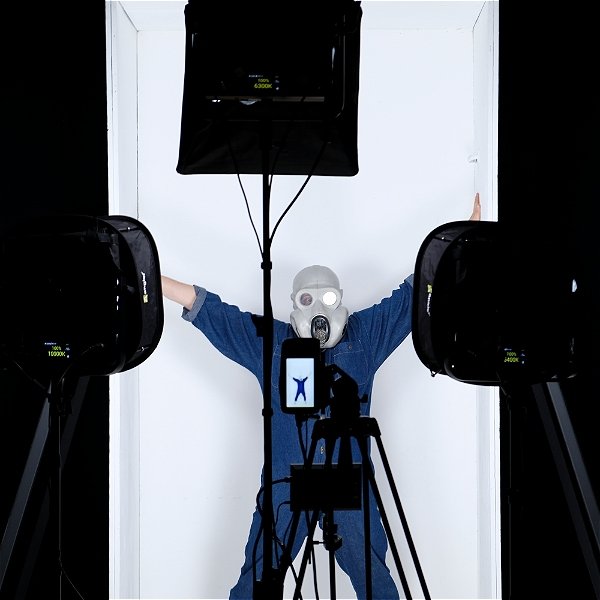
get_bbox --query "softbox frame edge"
[0,214,164,378]
[176,0,362,176]
[412,220,576,386]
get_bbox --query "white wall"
[107,2,500,598]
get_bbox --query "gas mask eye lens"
[299,292,313,307]
[322,291,337,306]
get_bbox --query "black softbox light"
[412,221,576,385]
[0,215,163,377]
[176,0,362,176]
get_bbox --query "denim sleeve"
[351,275,414,371]
[181,288,263,376]
[182,285,207,323]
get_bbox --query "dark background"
[1,2,598,599]
[498,3,599,598]
[1,3,109,599]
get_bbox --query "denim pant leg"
[333,502,400,600]
[229,505,311,600]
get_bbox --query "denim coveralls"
[183,275,413,599]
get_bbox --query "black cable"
[225,132,263,256]
[224,104,329,254]
[269,139,328,246]
[251,520,265,587]
[252,478,291,585]
[58,558,86,600]
[295,416,309,463]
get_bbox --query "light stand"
[175,2,363,597]
[529,382,600,595]
[254,115,280,599]
[0,366,88,599]
[0,214,163,596]
[411,219,600,595]
[47,377,68,598]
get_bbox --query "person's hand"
[469,192,481,221]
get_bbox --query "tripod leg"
[372,432,432,600]
[329,544,336,600]
[322,510,344,600]
[356,435,413,600]
[292,510,320,600]
[361,462,373,600]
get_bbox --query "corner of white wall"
[106,2,142,597]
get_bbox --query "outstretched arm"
[161,275,196,310]
[469,192,481,221]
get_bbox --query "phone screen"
[285,357,315,411]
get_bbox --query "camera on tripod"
[278,337,366,512]
[277,336,430,600]
[279,337,367,420]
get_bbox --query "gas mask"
[290,265,349,349]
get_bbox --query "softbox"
[412,221,575,385]
[0,215,163,377]
[176,0,362,176]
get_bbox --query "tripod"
[0,362,88,599]
[280,379,432,600]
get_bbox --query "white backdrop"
[107,2,499,599]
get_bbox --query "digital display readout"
[43,341,71,359]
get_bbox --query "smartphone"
[280,337,321,415]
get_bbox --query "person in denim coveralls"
[161,194,481,599]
